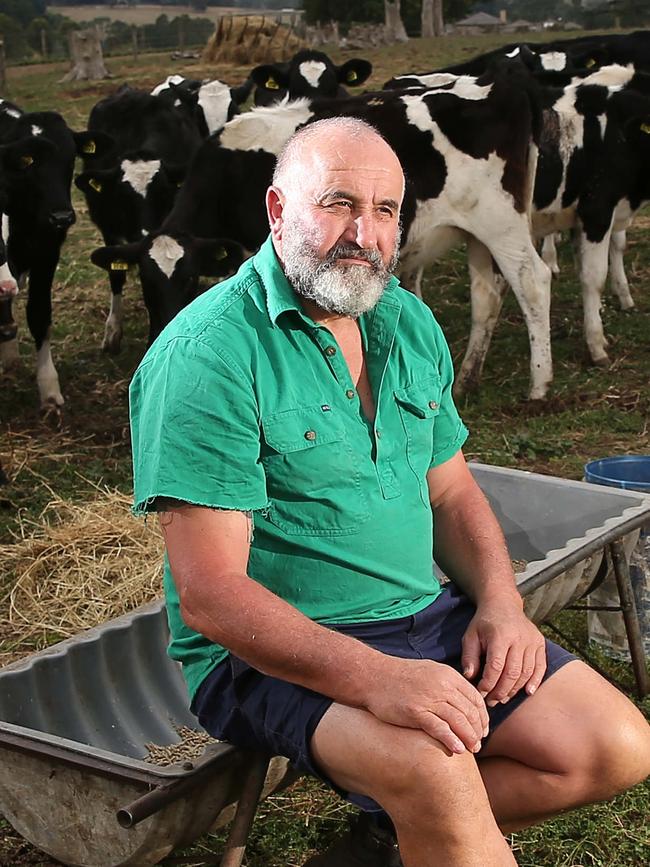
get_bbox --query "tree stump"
[384,1,408,43]
[61,28,111,82]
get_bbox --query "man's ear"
[266,186,285,239]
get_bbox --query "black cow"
[250,49,372,106]
[0,102,106,409]
[78,86,204,352]
[151,74,254,136]
[92,63,559,400]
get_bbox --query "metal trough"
[1,463,649,867]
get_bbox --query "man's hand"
[461,596,547,706]
[365,656,489,756]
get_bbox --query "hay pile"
[0,490,163,664]
[203,14,305,66]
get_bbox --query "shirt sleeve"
[429,313,469,469]
[129,336,268,515]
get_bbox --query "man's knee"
[583,701,650,798]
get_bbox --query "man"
[130,118,650,867]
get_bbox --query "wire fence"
[0,11,308,69]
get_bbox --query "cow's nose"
[49,209,76,229]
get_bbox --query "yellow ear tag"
[640,123,650,135]
[586,58,596,68]
[215,246,228,260]
[110,260,129,271]
[266,77,279,90]
[89,178,102,193]
[83,140,96,155]
[20,155,33,167]
[347,70,358,83]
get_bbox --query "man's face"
[270,134,404,317]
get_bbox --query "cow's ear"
[162,162,187,188]
[1,136,54,171]
[75,166,119,195]
[250,63,287,91]
[91,243,142,273]
[624,116,650,149]
[337,59,372,88]
[73,130,115,160]
[193,238,244,277]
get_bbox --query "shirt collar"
[253,233,402,327]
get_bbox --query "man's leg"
[478,659,650,832]
[311,702,516,867]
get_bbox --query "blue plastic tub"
[584,455,650,659]
[584,455,650,492]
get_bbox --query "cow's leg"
[577,224,613,366]
[103,267,127,354]
[455,237,508,396]
[541,233,560,276]
[608,228,634,311]
[24,255,64,409]
[488,232,553,401]
[398,263,425,299]
[0,296,19,368]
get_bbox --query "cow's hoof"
[102,335,123,355]
[592,355,611,368]
[0,338,20,369]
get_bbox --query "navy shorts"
[192,582,576,811]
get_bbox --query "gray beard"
[282,221,400,318]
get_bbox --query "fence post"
[179,18,186,54]
[132,25,138,62]
[40,28,47,60]
[0,37,6,93]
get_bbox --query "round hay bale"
[203,14,305,66]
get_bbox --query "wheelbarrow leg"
[609,540,650,699]
[220,753,271,867]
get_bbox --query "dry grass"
[203,15,305,65]
[0,488,163,665]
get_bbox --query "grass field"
[1,29,649,867]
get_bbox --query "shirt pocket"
[394,376,442,503]
[261,404,369,535]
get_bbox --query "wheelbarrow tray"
[1,463,649,866]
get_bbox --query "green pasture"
[0,30,649,866]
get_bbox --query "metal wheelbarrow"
[1,463,648,866]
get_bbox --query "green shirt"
[130,236,469,700]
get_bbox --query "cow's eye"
[20,155,34,168]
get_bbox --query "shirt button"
[304,430,317,441]
[428,400,438,410]
[325,346,337,356]
[345,389,355,399]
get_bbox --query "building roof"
[455,12,503,27]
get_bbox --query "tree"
[384,0,408,41]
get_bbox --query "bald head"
[272,117,405,202]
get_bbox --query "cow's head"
[251,50,372,106]
[75,153,185,236]
[90,233,244,344]
[0,117,111,233]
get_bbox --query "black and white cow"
[92,65,557,400]
[78,86,204,352]
[91,233,245,346]
[151,74,254,136]
[528,65,650,367]
[0,101,106,408]
[250,49,372,106]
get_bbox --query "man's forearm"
[178,568,388,708]
[433,481,522,609]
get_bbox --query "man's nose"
[347,213,377,249]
